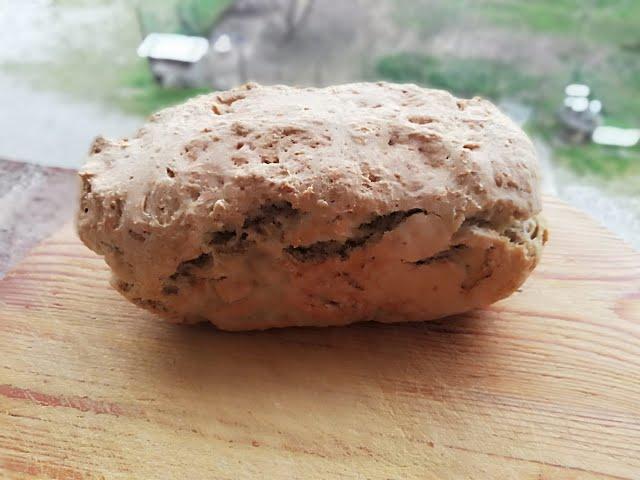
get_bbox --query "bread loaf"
[77,82,547,330]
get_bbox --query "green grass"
[478,0,640,47]
[376,53,539,100]
[554,143,640,179]
[391,0,640,49]
[119,63,211,115]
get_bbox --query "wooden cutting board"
[1,196,639,480]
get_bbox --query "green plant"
[136,0,233,37]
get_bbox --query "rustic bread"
[77,82,547,330]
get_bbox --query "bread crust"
[77,82,547,330]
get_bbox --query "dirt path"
[537,139,640,249]
[0,74,140,169]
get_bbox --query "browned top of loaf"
[79,82,540,255]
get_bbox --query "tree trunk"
[282,0,315,43]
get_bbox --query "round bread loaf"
[77,82,547,330]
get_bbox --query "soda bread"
[77,82,547,330]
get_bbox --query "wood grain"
[1,196,639,479]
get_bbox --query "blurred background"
[1,0,639,261]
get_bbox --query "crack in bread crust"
[284,209,424,262]
[285,213,544,264]
[410,244,468,266]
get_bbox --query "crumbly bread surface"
[77,82,547,330]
